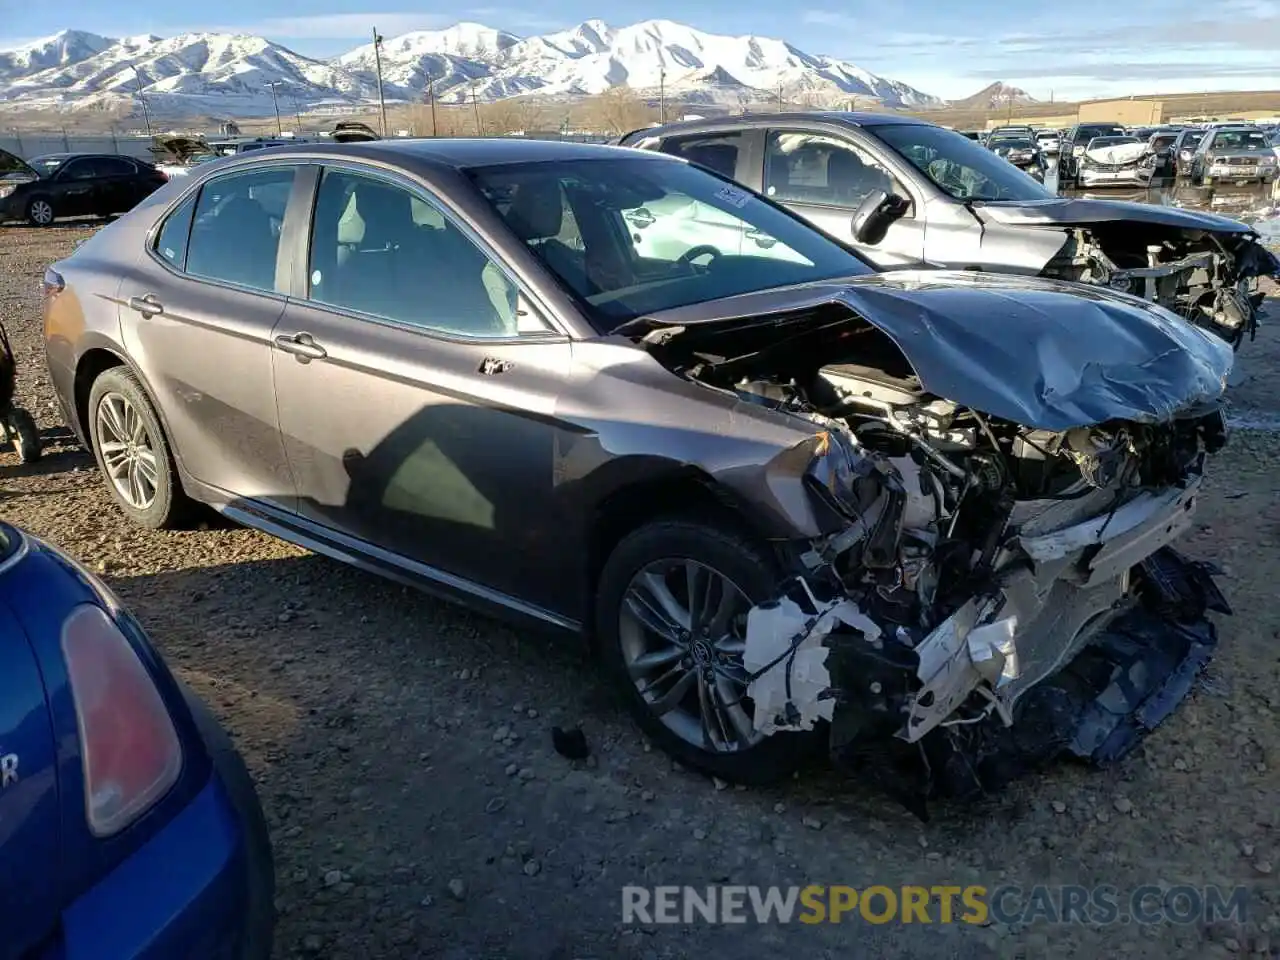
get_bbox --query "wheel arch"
[580,465,794,650]
[72,347,189,481]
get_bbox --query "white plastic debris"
[744,582,881,736]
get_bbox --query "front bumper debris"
[823,547,1228,819]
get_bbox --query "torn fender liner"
[743,578,881,735]
[826,547,1229,820]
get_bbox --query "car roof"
[233,137,677,169]
[628,111,932,139]
[31,152,136,162]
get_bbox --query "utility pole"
[372,27,388,137]
[427,76,438,136]
[777,81,783,113]
[659,62,666,124]
[471,82,482,135]
[128,64,152,137]
[265,80,283,136]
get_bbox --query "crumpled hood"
[973,196,1254,234]
[630,270,1235,431]
[1083,142,1150,166]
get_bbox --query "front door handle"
[274,332,327,362]
[127,294,164,317]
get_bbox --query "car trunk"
[0,532,63,957]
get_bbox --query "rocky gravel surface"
[2,223,1279,959]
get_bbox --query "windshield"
[1089,136,1140,147]
[992,139,1035,150]
[1211,130,1269,151]
[874,123,1054,202]
[467,157,872,330]
[1035,132,1056,141]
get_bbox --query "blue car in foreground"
[0,521,274,958]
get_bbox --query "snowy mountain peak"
[0,29,115,79]
[954,81,1036,109]
[0,19,942,117]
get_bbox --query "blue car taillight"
[61,605,183,837]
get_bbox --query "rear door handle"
[127,294,164,317]
[274,332,327,362]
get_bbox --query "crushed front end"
[631,272,1239,816]
[1042,223,1279,348]
[749,385,1231,817]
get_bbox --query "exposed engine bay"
[1040,222,1277,348]
[638,298,1233,816]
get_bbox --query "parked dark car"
[41,139,1239,805]
[1058,122,1128,181]
[1189,127,1278,186]
[1171,128,1208,177]
[1147,129,1181,178]
[0,150,168,226]
[620,112,1278,346]
[985,135,1048,181]
[0,521,274,958]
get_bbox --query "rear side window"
[659,133,742,178]
[95,157,136,176]
[184,166,296,293]
[154,194,197,269]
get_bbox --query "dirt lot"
[2,223,1278,959]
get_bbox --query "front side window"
[468,156,871,330]
[764,131,909,212]
[307,168,549,338]
[60,159,98,180]
[185,166,296,293]
[874,123,1055,202]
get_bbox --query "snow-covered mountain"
[952,82,1036,110]
[0,22,942,117]
[0,30,115,81]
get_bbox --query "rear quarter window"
[153,193,197,270]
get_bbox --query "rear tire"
[180,686,275,960]
[595,517,821,785]
[8,408,40,463]
[87,366,195,529]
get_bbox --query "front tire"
[25,197,54,227]
[87,366,195,529]
[595,517,820,785]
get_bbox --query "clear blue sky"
[2,0,1278,100]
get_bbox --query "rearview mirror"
[851,190,911,245]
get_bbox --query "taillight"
[42,267,64,301]
[61,605,182,837]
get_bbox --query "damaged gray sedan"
[46,140,1235,812]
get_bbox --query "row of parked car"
[960,120,1280,190]
[6,112,1279,956]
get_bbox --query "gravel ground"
[2,223,1278,960]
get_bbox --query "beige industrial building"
[1077,98,1165,125]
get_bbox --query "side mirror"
[851,190,911,245]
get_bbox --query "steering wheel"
[676,245,722,270]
